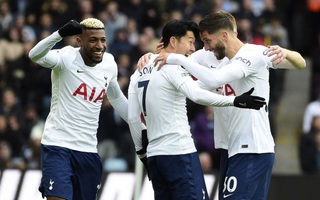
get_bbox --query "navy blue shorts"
[222,153,275,200]
[218,149,229,200]
[148,152,210,200]
[39,145,102,200]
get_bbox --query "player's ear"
[169,36,176,48]
[221,31,229,42]
[76,36,82,46]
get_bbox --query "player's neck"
[79,49,97,67]
[163,47,175,54]
[226,38,244,59]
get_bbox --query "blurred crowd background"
[0,0,319,175]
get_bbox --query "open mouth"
[93,51,103,59]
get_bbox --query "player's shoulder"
[59,46,77,58]
[237,44,269,62]
[103,51,116,61]
[101,51,117,68]
[159,63,190,81]
[139,54,183,76]
[129,70,140,83]
[138,54,158,76]
[161,63,187,73]
[190,48,208,57]
[53,46,78,67]
[242,44,268,55]
[190,48,220,68]
[236,44,271,68]
[60,45,77,52]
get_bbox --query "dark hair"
[162,19,199,47]
[199,11,234,34]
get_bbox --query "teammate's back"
[132,55,196,157]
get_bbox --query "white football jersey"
[225,44,274,157]
[189,48,221,68]
[128,54,235,157]
[190,49,230,150]
[29,31,125,153]
[167,44,276,157]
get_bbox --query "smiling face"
[78,28,107,66]
[198,11,238,60]
[174,31,196,56]
[201,30,226,60]
[162,19,199,55]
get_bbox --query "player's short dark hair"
[162,19,199,48]
[199,11,234,34]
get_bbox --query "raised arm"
[28,31,62,67]
[28,20,82,67]
[267,45,306,69]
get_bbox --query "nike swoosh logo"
[77,69,84,73]
[239,103,247,106]
[223,194,233,198]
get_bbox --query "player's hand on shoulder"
[136,52,154,72]
[234,88,266,110]
[58,20,82,37]
[156,37,164,54]
[154,52,170,71]
[267,45,286,65]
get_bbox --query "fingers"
[58,20,82,37]
[157,61,165,70]
[251,104,265,110]
[156,41,164,54]
[136,57,144,72]
[235,89,266,110]
[154,56,164,70]
[244,87,254,95]
[153,56,160,68]
[154,59,166,71]
[251,98,266,110]
[251,106,261,110]
[249,104,265,110]
[154,53,169,71]
[142,53,152,65]
[137,53,153,72]
[252,96,266,101]
[268,45,286,64]
[270,52,285,64]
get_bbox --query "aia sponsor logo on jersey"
[73,83,105,103]
[215,84,236,96]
